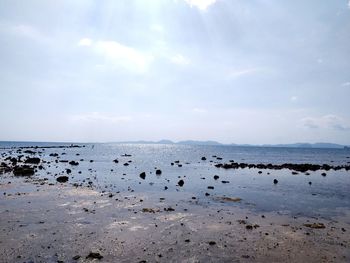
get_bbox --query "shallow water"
[1,142,350,218]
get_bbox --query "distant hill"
[112,140,349,149]
[177,140,223,146]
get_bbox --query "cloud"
[78,38,153,73]
[301,115,349,130]
[184,0,218,11]
[226,68,260,79]
[170,54,190,66]
[71,112,132,123]
[78,38,92,46]
[341,82,350,86]
[290,96,298,102]
[348,0,350,9]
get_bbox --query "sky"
[0,0,350,144]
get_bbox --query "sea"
[1,141,350,218]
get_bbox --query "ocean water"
[1,142,350,218]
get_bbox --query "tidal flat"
[0,143,349,262]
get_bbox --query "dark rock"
[221,181,229,184]
[178,179,184,187]
[66,169,72,174]
[208,241,216,245]
[155,169,162,175]
[86,252,103,260]
[273,179,278,184]
[56,176,69,183]
[72,255,81,260]
[113,159,119,163]
[13,166,35,176]
[321,172,326,177]
[24,157,40,164]
[207,186,214,189]
[49,153,59,157]
[69,161,79,166]
[139,172,146,180]
[123,163,129,166]
[213,175,219,180]
[201,157,206,161]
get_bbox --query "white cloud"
[184,0,218,11]
[227,68,260,79]
[290,96,298,102]
[78,39,154,73]
[341,82,350,86]
[170,54,190,65]
[301,114,349,130]
[71,112,132,123]
[348,0,350,9]
[78,38,92,46]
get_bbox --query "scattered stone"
[217,197,242,202]
[86,252,103,260]
[13,166,35,177]
[207,186,214,190]
[208,241,216,245]
[156,169,162,175]
[273,179,278,184]
[24,157,40,164]
[139,172,146,180]
[56,176,69,183]
[69,161,79,166]
[304,223,326,229]
[72,255,81,260]
[178,179,184,187]
[214,175,219,180]
[201,157,207,161]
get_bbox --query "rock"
[218,197,242,202]
[123,163,129,166]
[207,186,214,189]
[201,157,206,161]
[178,179,184,187]
[155,169,162,175]
[304,223,325,229]
[13,166,35,176]
[56,176,69,183]
[69,161,79,166]
[273,179,278,184]
[139,172,146,180]
[113,159,119,163]
[321,172,326,176]
[24,157,40,164]
[213,175,219,180]
[86,252,103,260]
[221,180,229,184]
[49,153,59,157]
[66,168,72,174]
[208,241,216,245]
[72,255,81,260]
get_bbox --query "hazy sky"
[0,0,350,144]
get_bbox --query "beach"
[0,143,349,262]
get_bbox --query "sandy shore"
[0,178,349,263]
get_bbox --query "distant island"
[112,140,350,149]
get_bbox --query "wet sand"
[0,179,349,263]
